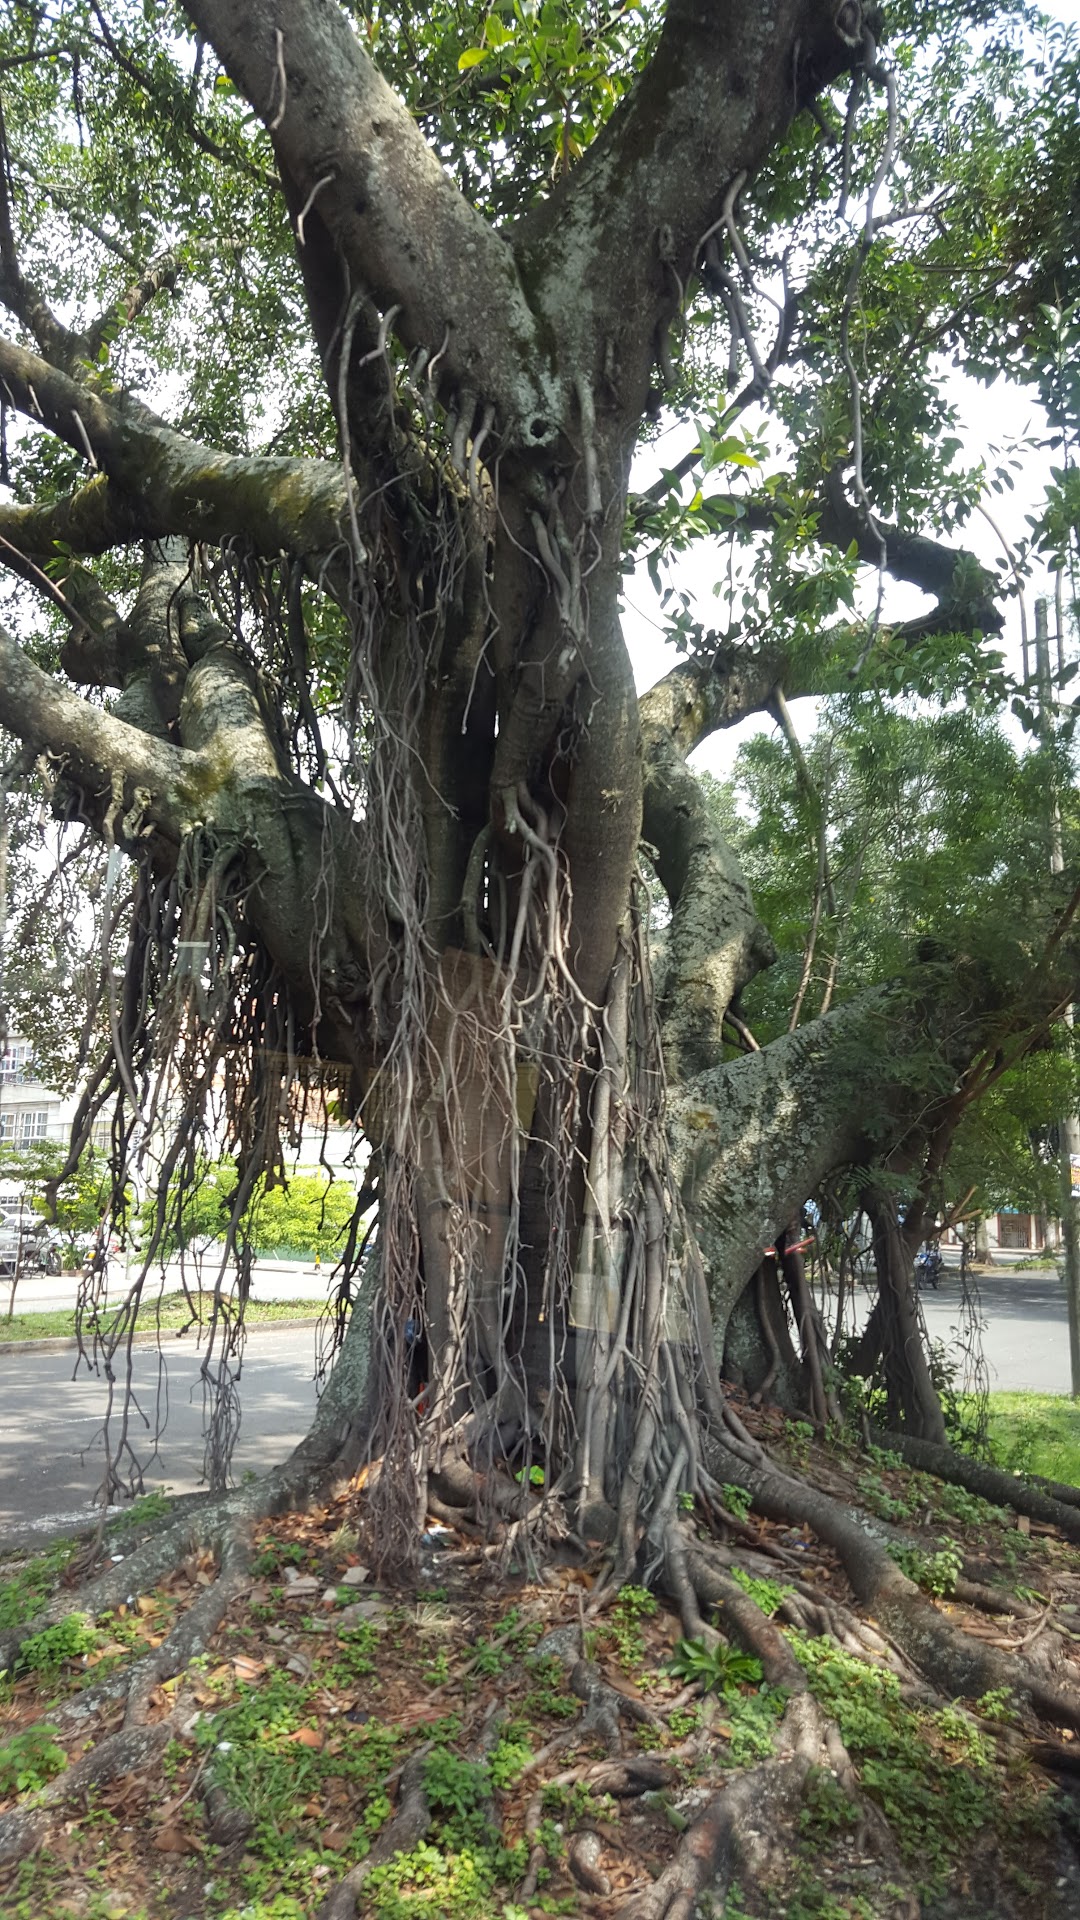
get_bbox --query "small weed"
[109,1489,172,1532]
[721,1482,753,1522]
[0,1539,74,1631]
[934,1704,992,1767]
[886,1537,962,1599]
[327,1622,380,1686]
[251,1538,308,1577]
[665,1705,701,1739]
[931,1483,1007,1529]
[723,1685,787,1766]
[487,1730,533,1792]
[473,1638,512,1677]
[364,1835,527,1918]
[669,1637,764,1695]
[423,1747,493,1840]
[15,1612,98,1680]
[856,1471,913,1524]
[783,1420,815,1468]
[800,1765,858,1838]
[424,1646,451,1686]
[0,1723,67,1796]
[789,1631,1053,1894]
[606,1584,658,1670]
[542,1777,616,1827]
[523,1656,578,1721]
[976,1687,1018,1724]
[729,1566,792,1618]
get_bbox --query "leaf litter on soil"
[0,1396,1078,1918]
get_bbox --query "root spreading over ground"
[4,1393,1080,1919]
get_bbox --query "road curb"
[0,1316,323,1356]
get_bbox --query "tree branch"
[0,94,77,368]
[514,0,872,415]
[183,0,563,452]
[0,332,350,555]
[671,990,890,1337]
[640,675,775,1080]
[818,467,1003,637]
[0,623,201,831]
[79,244,187,365]
[632,476,1004,642]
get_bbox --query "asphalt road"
[0,1325,319,1551]
[3,1253,330,1315]
[0,1267,1073,1552]
[917,1264,1073,1397]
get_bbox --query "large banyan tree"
[4,3,1080,1870]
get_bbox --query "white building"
[0,1034,361,1212]
[0,1039,81,1212]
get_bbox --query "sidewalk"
[2,1251,334,1316]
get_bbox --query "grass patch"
[983,1391,1080,1486]
[0,1292,319,1344]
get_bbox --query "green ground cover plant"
[982,1392,1080,1485]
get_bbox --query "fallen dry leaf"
[153,1825,202,1854]
[285,1726,324,1749]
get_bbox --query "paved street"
[0,1325,319,1551]
[917,1264,1072,1396]
[0,1264,1074,1553]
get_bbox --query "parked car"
[0,1213,62,1276]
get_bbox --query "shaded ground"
[3,1397,1080,1919]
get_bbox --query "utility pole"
[1035,596,1080,1397]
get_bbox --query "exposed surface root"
[877,1426,1080,1543]
[316,1745,431,1920]
[707,1430,1080,1730]
[3,1400,1080,1919]
[621,1692,909,1920]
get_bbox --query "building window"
[0,1109,49,1145]
[0,1043,36,1085]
